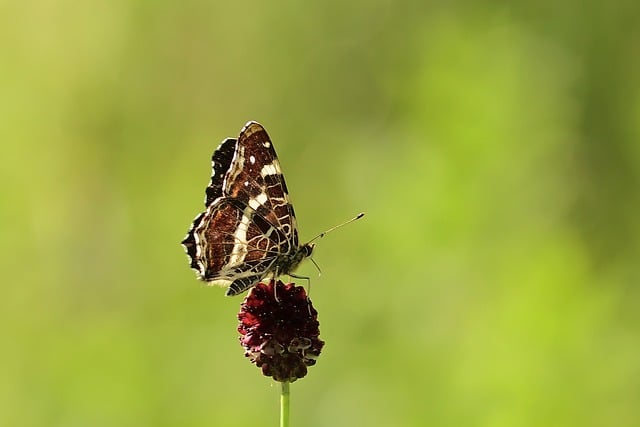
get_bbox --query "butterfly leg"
[287,273,315,314]
[272,278,282,303]
[288,272,311,291]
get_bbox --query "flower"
[238,280,324,382]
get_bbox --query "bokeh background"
[2,1,639,426]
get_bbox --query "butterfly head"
[301,243,315,258]
[292,242,314,273]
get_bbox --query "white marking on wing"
[260,159,282,177]
[228,207,251,266]
[248,192,268,210]
[225,146,245,190]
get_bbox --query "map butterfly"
[181,121,361,296]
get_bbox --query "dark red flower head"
[238,280,324,382]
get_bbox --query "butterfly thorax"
[274,243,314,276]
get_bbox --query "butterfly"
[181,121,317,296]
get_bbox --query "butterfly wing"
[181,136,237,274]
[225,122,299,251]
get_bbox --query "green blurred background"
[2,1,639,426]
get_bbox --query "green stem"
[280,381,290,427]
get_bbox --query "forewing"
[223,121,300,251]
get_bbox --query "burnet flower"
[238,280,324,382]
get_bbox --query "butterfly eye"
[303,244,315,257]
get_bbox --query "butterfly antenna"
[307,212,365,244]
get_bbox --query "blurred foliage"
[1,1,639,426]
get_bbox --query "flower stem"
[280,381,290,427]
